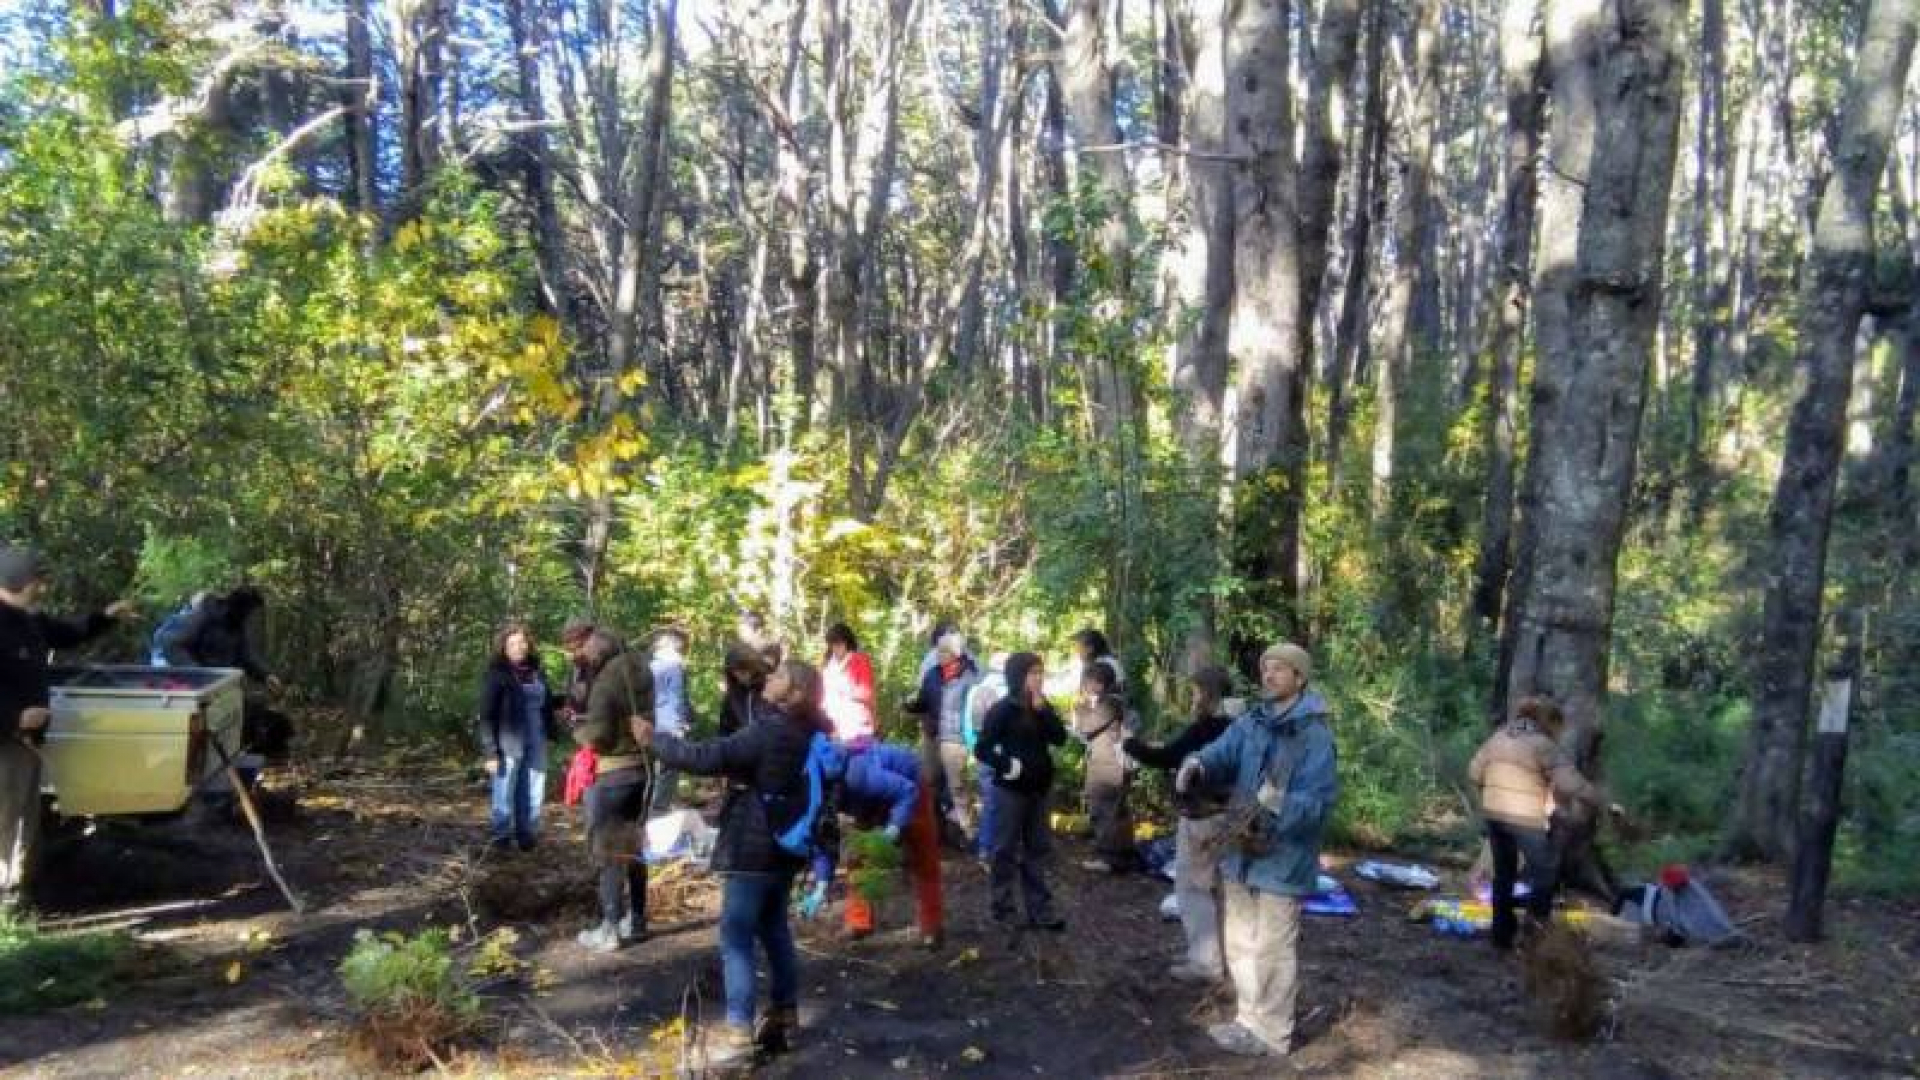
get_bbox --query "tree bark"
[1222,0,1305,659]
[1684,0,1732,507]
[1469,0,1545,630]
[343,0,378,212]
[1059,0,1138,441]
[1369,0,1442,510]
[1496,0,1684,750]
[1726,0,1917,863]
[1165,0,1235,672]
[506,0,565,313]
[1325,0,1388,495]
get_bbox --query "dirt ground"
[3,750,1917,1080]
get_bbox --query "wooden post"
[213,741,306,914]
[1784,610,1863,942]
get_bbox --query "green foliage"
[0,911,134,1013]
[338,927,480,1021]
[846,829,905,908]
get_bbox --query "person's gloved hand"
[882,824,902,844]
[1002,757,1023,782]
[799,883,827,919]
[1175,757,1203,794]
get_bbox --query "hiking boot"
[755,1005,799,1054]
[1209,1021,1284,1057]
[702,1024,757,1069]
[575,921,622,954]
[1169,961,1222,984]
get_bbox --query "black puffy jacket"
[0,602,115,740]
[651,702,814,873]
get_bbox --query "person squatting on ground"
[634,660,822,1066]
[1468,694,1600,949]
[1177,643,1337,1059]
[0,546,132,911]
[1074,661,1138,874]
[570,631,654,952]
[806,741,944,949]
[1124,664,1236,982]
[821,623,877,746]
[476,622,556,851]
[907,632,980,841]
[647,628,690,814]
[974,652,1067,932]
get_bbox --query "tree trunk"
[1325,0,1388,495]
[1496,0,1684,749]
[343,0,378,212]
[1684,0,1732,506]
[1726,0,1917,864]
[581,0,679,599]
[507,0,565,313]
[393,0,452,203]
[1469,0,1545,630]
[1165,0,1235,672]
[1059,0,1137,441]
[1369,0,1442,510]
[1223,0,1304,661]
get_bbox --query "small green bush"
[338,928,481,1069]
[0,910,133,1012]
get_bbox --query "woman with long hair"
[476,621,556,851]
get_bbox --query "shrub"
[337,928,482,1070]
[0,911,134,1012]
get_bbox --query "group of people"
[1,545,294,910]
[480,610,1346,1066]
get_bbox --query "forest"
[1,0,1918,1073]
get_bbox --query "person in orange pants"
[804,741,943,949]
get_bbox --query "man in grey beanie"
[0,545,134,909]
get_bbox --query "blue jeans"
[488,755,545,848]
[976,775,999,858]
[718,871,799,1030]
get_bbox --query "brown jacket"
[1469,721,1595,831]
[575,650,654,774]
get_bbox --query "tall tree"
[1369,0,1443,509]
[1497,0,1684,749]
[1469,0,1545,630]
[343,0,378,212]
[1325,0,1389,494]
[1726,0,1918,862]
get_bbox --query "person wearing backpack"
[1175,643,1337,1059]
[1123,664,1236,982]
[973,652,1068,932]
[633,660,822,1066]
[805,741,944,949]
[1074,661,1139,873]
[571,631,655,953]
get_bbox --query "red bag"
[563,747,599,807]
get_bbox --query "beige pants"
[1222,880,1301,1053]
[938,742,973,830]
[1174,815,1227,973]
[0,740,43,903]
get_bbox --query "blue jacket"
[841,744,921,834]
[1192,691,1338,897]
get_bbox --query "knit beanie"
[1259,642,1313,683]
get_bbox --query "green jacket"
[575,650,654,773]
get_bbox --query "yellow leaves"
[466,928,525,980]
[224,960,244,984]
[616,367,647,396]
